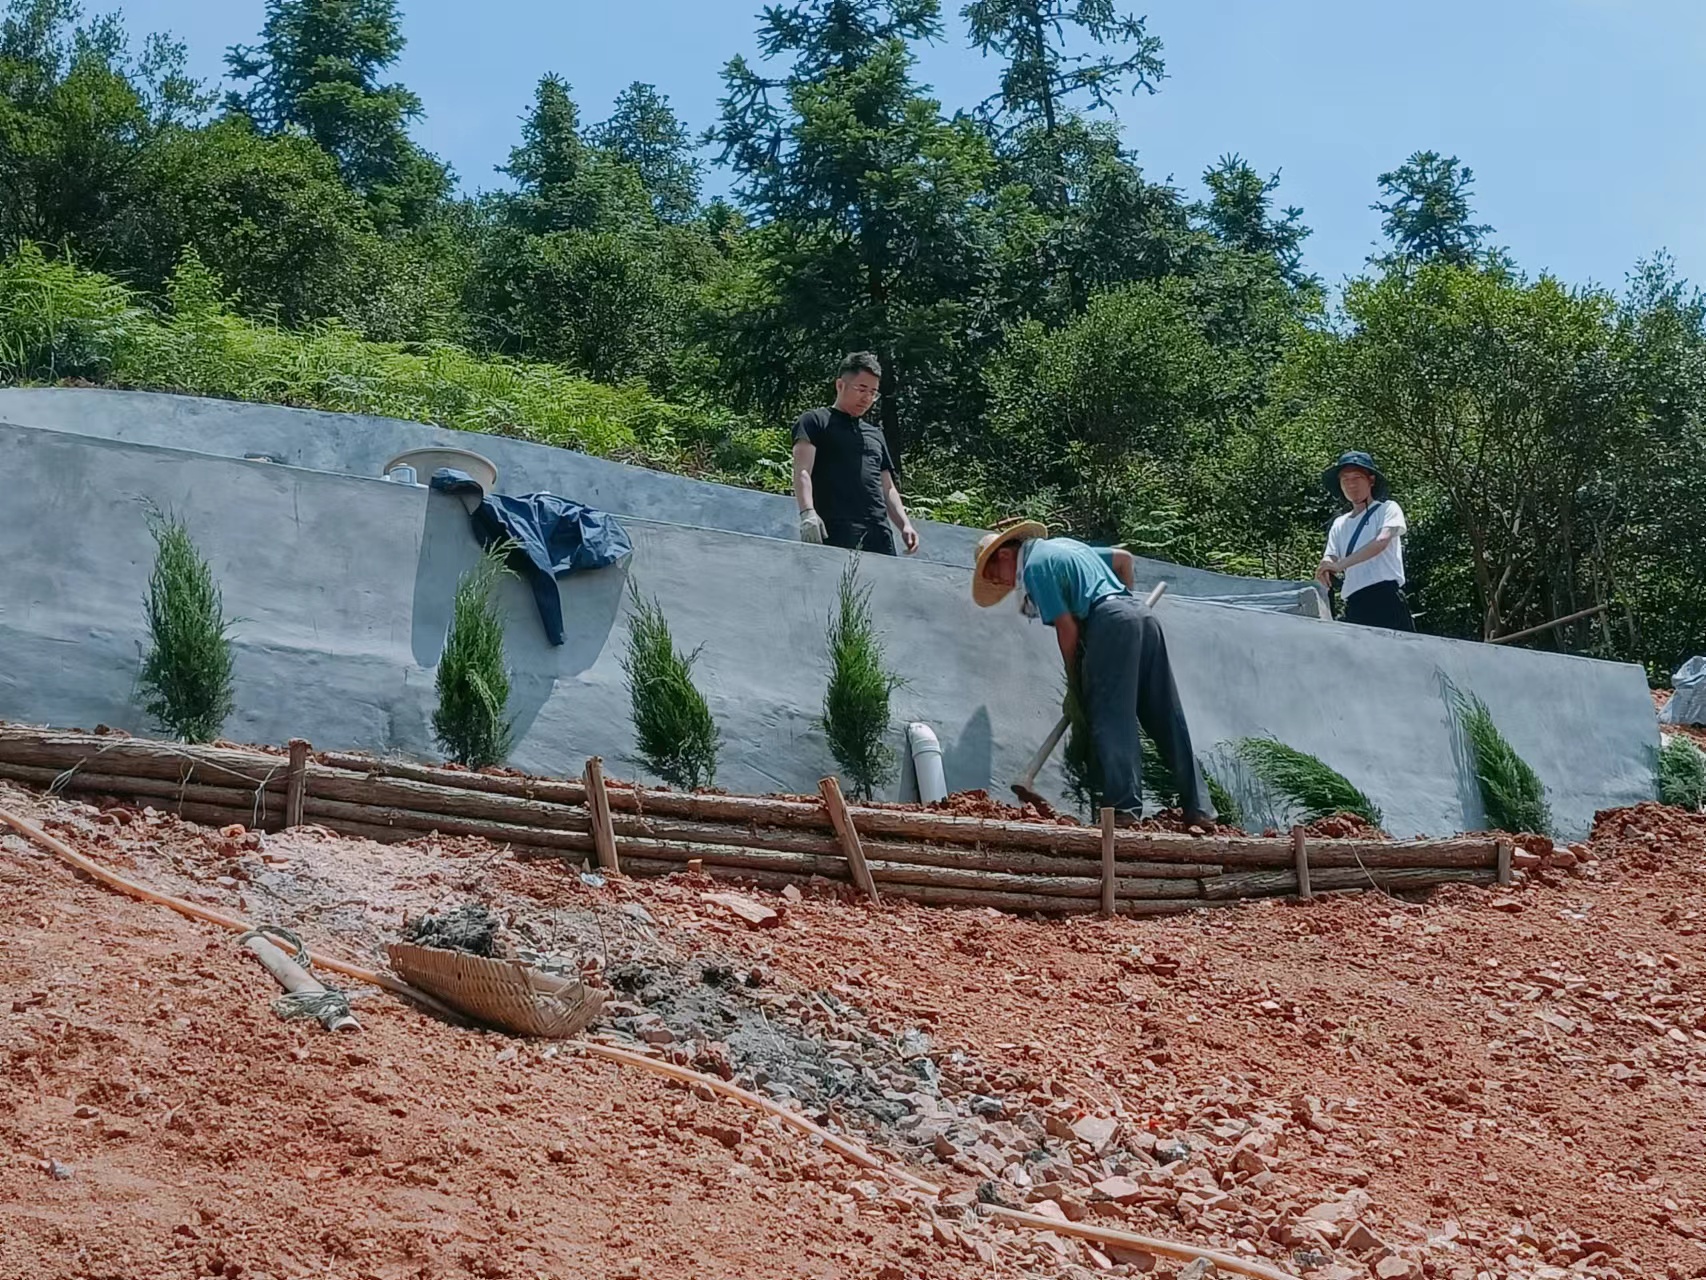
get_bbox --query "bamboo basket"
[385,942,603,1037]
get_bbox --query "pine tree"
[963,0,1164,137]
[709,0,991,452]
[591,82,701,223]
[1370,150,1495,269]
[224,0,448,225]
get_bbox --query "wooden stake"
[1291,825,1312,901]
[819,776,879,904]
[285,738,309,828]
[1100,808,1117,918]
[583,757,620,875]
[1496,838,1513,886]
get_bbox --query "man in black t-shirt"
[791,351,919,556]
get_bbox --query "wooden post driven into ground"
[583,757,620,875]
[820,777,879,905]
[1496,838,1513,887]
[1291,825,1312,901]
[1100,808,1116,918]
[285,739,310,828]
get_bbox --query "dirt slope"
[3,781,1704,1280]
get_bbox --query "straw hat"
[972,520,1047,607]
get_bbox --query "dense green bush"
[0,244,772,479]
[138,508,236,743]
[432,549,514,769]
[1659,736,1706,811]
[821,560,904,801]
[622,593,719,789]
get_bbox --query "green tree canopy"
[590,82,702,222]
[225,0,449,226]
[963,0,1164,136]
[1371,149,1495,269]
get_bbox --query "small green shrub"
[1659,735,1706,811]
[1454,691,1552,835]
[1234,738,1383,827]
[138,507,236,743]
[821,559,904,801]
[432,549,514,768]
[622,592,720,789]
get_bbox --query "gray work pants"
[1080,592,1213,817]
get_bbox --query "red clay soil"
[5,781,1706,1280]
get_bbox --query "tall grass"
[622,593,720,790]
[138,507,236,743]
[822,559,904,801]
[0,243,781,481]
[432,548,514,769]
[1234,738,1383,827]
[1453,691,1552,835]
[1659,736,1706,811]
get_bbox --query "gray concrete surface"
[0,420,1657,837]
[0,387,1316,608]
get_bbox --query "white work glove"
[799,509,826,544]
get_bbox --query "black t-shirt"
[792,407,897,526]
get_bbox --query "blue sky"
[108,0,1706,293]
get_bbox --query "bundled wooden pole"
[241,931,361,1033]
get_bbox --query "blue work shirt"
[1021,538,1126,626]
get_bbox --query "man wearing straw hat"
[973,523,1215,827]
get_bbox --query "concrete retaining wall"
[0,419,1657,838]
[0,387,1315,607]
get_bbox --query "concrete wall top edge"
[0,386,1310,598]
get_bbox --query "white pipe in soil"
[907,723,948,804]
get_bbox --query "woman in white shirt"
[1316,451,1415,632]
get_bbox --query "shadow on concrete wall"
[943,705,995,796]
[409,493,629,749]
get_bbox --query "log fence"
[0,726,1502,916]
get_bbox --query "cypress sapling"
[433,548,514,768]
[1453,691,1552,835]
[622,592,720,789]
[1658,735,1706,812]
[821,559,904,801]
[138,507,236,743]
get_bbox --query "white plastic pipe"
[907,722,948,804]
